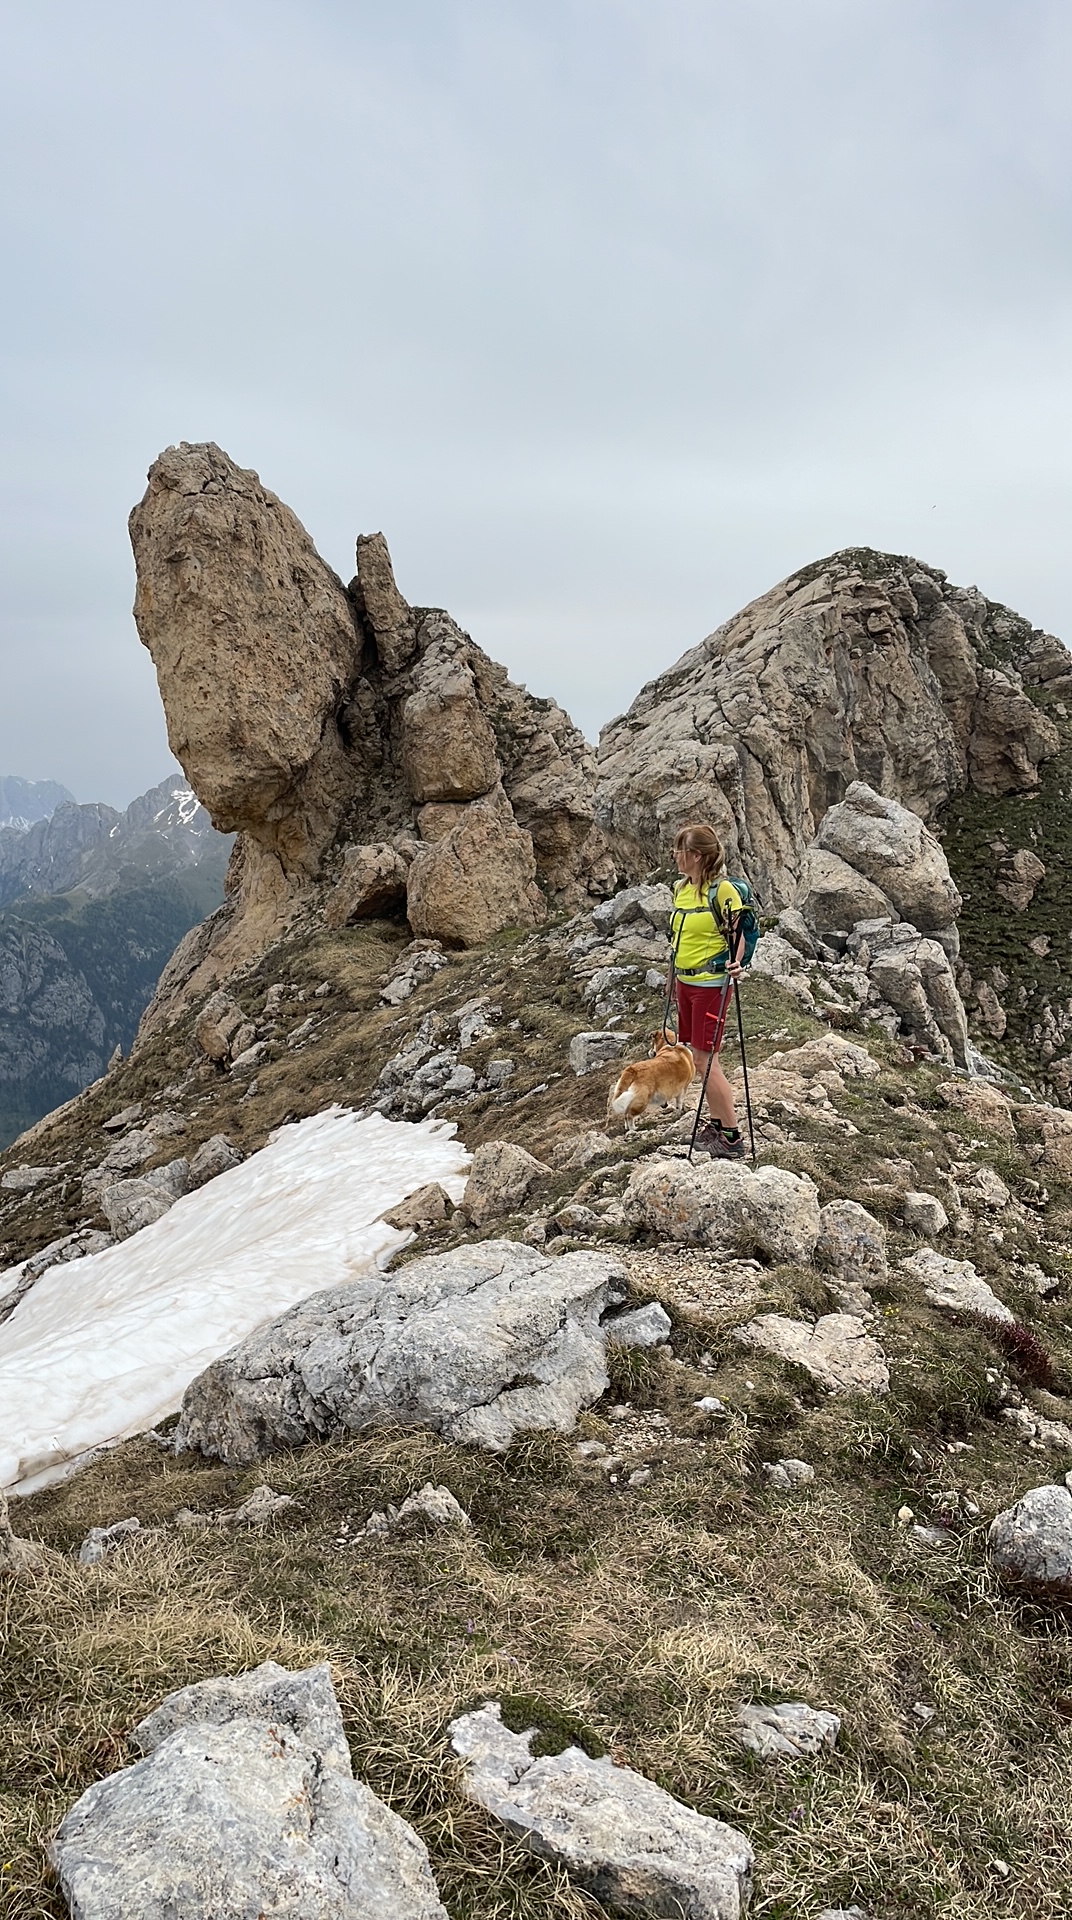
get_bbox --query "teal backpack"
[714,876,761,970]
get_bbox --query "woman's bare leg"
[689,1048,738,1129]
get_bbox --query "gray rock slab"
[735,1700,840,1761]
[188,1134,243,1188]
[735,1313,889,1395]
[383,1182,454,1231]
[900,1247,1013,1324]
[177,1240,626,1465]
[989,1483,1072,1599]
[902,1190,950,1236]
[51,1660,447,1920]
[363,1482,470,1538]
[99,1159,190,1240]
[450,1700,753,1919]
[762,1459,815,1490]
[592,883,674,933]
[816,1200,887,1302]
[460,1140,548,1225]
[0,1164,54,1192]
[604,1302,672,1348]
[623,1157,821,1266]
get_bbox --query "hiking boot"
[692,1122,745,1159]
[709,1128,746,1159]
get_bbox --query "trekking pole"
[734,978,757,1162]
[687,981,734,1163]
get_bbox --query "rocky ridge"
[595,546,1063,903]
[130,444,615,1018]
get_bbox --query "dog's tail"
[607,1067,639,1122]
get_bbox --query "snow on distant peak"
[0,1107,470,1495]
[151,784,201,828]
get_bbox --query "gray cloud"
[2,0,1071,803]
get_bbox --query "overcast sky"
[2,1,1071,807]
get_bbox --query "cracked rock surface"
[50,1660,448,1920]
[450,1699,753,1920]
[177,1240,627,1465]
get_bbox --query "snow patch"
[0,1108,470,1495]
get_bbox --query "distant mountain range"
[0,775,224,909]
[0,775,231,1148]
[0,774,75,832]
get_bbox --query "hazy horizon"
[3,2,1071,807]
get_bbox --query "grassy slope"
[2,919,1072,1918]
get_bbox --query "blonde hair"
[674,822,724,896]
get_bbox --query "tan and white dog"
[607,1032,695,1131]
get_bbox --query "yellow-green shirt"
[671,878,744,984]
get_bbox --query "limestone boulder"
[130,442,360,882]
[188,1135,243,1189]
[99,1159,190,1240]
[815,1200,887,1310]
[325,844,408,927]
[351,531,418,675]
[592,883,675,934]
[176,1240,626,1464]
[902,1191,950,1236]
[735,1701,840,1761]
[400,650,499,805]
[760,1036,879,1081]
[988,1484,1072,1599]
[814,784,961,932]
[130,450,612,1027]
[194,989,244,1063]
[605,1302,673,1348]
[1015,1104,1072,1176]
[382,1182,454,1231]
[623,1158,821,1267]
[969,669,1060,794]
[936,1079,1016,1139]
[406,786,546,946]
[460,1141,549,1225]
[996,847,1046,911]
[735,1313,889,1394]
[51,1661,448,1920]
[450,1700,753,1920]
[796,845,893,937]
[569,1031,629,1075]
[900,1247,1013,1324]
[868,930,969,1066]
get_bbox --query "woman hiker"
[669,821,746,1159]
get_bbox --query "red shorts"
[676,980,731,1053]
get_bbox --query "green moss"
[497,1693,607,1760]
